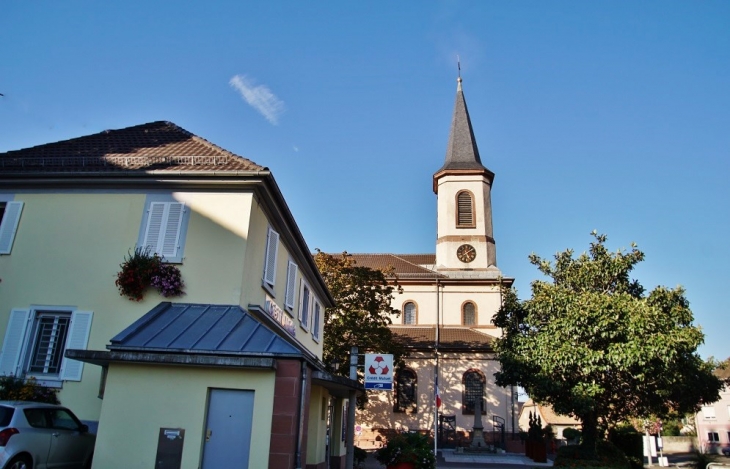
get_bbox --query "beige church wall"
[357,352,516,436]
[435,174,495,269]
[436,175,492,236]
[389,283,503,329]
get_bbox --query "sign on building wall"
[265,296,296,336]
[364,354,393,391]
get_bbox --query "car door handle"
[53,432,60,437]
[205,429,212,442]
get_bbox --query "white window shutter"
[142,202,166,253]
[299,281,310,329]
[285,261,298,309]
[0,202,24,255]
[263,228,279,286]
[160,203,184,259]
[0,309,30,376]
[313,301,321,340]
[59,311,93,382]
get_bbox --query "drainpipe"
[345,346,358,469]
[295,360,308,469]
[434,278,440,457]
[511,385,515,438]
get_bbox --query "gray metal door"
[201,389,254,469]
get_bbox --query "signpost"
[364,354,393,391]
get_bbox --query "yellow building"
[0,122,359,469]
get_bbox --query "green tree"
[314,251,405,378]
[493,232,722,456]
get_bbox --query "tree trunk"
[579,411,599,459]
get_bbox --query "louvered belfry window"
[457,191,474,227]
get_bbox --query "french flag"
[435,375,441,408]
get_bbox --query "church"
[350,77,518,447]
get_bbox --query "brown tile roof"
[344,253,443,279]
[390,326,495,351]
[0,121,265,174]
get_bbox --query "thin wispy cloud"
[229,74,285,125]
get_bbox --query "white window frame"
[0,198,23,255]
[263,227,280,292]
[312,300,322,342]
[299,280,311,331]
[137,195,189,263]
[702,406,717,420]
[0,307,93,384]
[709,431,720,442]
[285,260,298,311]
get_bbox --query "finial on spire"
[457,55,462,89]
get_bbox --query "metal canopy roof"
[110,302,301,356]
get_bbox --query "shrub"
[689,450,717,469]
[0,375,60,404]
[563,427,582,442]
[353,446,367,468]
[375,431,435,469]
[662,420,682,436]
[608,424,643,469]
[553,440,630,469]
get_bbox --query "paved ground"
[361,449,554,469]
[360,450,723,469]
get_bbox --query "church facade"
[351,78,517,447]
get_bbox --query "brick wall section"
[269,359,304,469]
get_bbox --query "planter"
[387,463,416,469]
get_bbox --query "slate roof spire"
[433,77,493,190]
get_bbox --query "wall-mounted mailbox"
[155,427,185,469]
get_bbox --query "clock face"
[457,244,476,263]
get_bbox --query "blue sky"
[2,1,728,360]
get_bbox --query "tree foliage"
[314,251,405,378]
[493,232,722,454]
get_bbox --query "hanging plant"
[115,247,184,301]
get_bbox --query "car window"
[0,406,14,427]
[24,408,48,428]
[48,409,80,431]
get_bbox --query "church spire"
[433,77,493,192]
[433,75,498,272]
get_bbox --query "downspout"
[295,360,308,469]
[434,278,440,457]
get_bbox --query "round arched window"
[463,302,476,326]
[403,302,416,325]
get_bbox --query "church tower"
[433,77,498,274]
